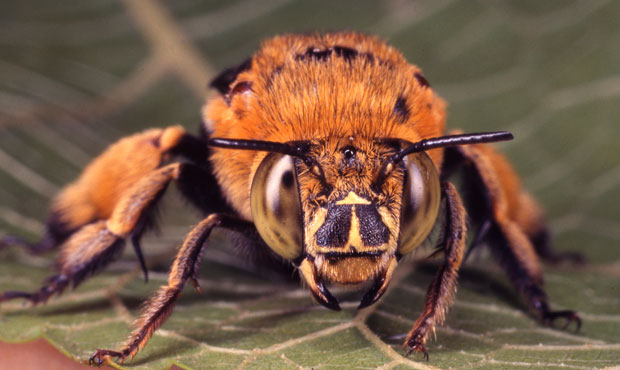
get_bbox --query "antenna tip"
[497,131,514,141]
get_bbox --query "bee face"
[297,138,404,286]
[207,32,508,310]
[250,136,441,308]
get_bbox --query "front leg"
[89,214,253,366]
[405,181,466,360]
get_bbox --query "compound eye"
[398,152,441,255]
[250,153,303,260]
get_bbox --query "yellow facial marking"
[347,206,363,249]
[335,192,371,205]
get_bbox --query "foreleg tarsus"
[0,222,124,305]
[405,182,467,360]
[89,214,249,365]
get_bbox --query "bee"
[0,32,582,365]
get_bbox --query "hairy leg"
[89,214,253,365]
[0,126,194,253]
[0,163,183,304]
[405,182,466,360]
[447,143,580,328]
[488,220,581,329]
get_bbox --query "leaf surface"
[1,1,619,369]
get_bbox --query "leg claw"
[89,349,124,367]
[405,342,429,361]
[543,310,582,332]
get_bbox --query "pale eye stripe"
[265,155,294,212]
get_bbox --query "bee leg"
[445,143,581,330]
[3,127,202,256]
[89,214,251,365]
[0,274,71,304]
[487,220,582,330]
[0,223,69,254]
[463,218,492,262]
[405,182,466,360]
[0,235,35,252]
[0,220,125,304]
[128,188,167,284]
[0,163,182,305]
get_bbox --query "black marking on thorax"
[393,96,410,123]
[295,45,375,63]
[414,72,430,88]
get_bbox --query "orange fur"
[106,163,181,236]
[205,32,446,220]
[51,126,185,231]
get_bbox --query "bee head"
[209,131,512,310]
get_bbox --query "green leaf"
[1,1,619,369]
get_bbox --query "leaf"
[1,1,619,369]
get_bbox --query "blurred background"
[0,1,619,369]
